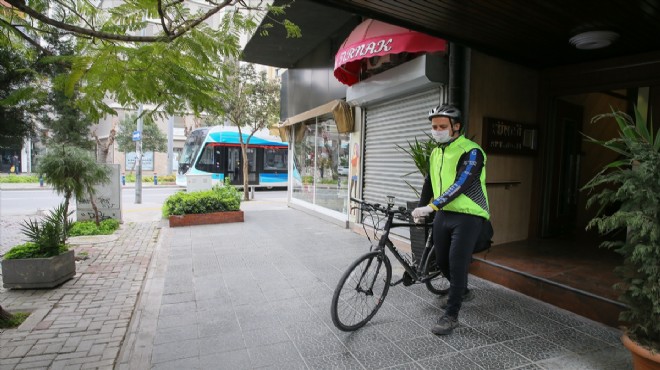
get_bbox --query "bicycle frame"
[353,198,443,287]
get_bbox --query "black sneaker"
[439,289,474,309]
[431,314,458,335]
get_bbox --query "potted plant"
[163,179,243,227]
[397,133,437,262]
[1,203,76,289]
[582,109,660,369]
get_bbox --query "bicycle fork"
[354,252,385,296]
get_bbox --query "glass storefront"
[291,114,350,214]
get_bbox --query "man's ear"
[452,122,462,134]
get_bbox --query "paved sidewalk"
[0,222,161,369]
[0,196,632,369]
[116,204,631,369]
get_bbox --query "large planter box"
[2,249,76,289]
[169,211,244,227]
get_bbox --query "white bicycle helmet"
[428,104,462,123]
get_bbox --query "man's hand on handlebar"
[411,205,433,223]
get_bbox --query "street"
[0,187,286,255]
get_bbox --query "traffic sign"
[132,131,142,141]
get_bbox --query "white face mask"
[432,129,452,143]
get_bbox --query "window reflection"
[292,114,350,214]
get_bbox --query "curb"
[0,184,183,191]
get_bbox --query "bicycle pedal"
[402,271,414,286]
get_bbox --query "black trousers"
[432,211,484,317]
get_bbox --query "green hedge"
[162,180,241,217]
[123,173,176,183]
[69,219,120,236]
[0,175,39,183]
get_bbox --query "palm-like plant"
[19,202,73,257]
[582,108,660,351]
[37,144,110,227]
[396,133,437,197]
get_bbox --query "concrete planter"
[1,249,76,289]
[168,211,244,227]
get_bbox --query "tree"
[115,112,167,171]
[38,145,110,226]
[34,34,96,150]
[218,62,280,200]
[1,1,300,122]
[0,45,44,148]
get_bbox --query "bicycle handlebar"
[350,197,410,217]
[350,197,435,225]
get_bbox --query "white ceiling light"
[569,30,620,50]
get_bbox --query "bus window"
[264,148,287,171]
[195,144,222,173]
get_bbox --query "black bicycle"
[330,197,450,331]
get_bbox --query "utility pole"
[135,105,143,204]
[135,18,146,204]
[167,116,174,174]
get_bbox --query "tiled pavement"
[114,204,631,370]
[0,222,160,369]
[0,194,632,369]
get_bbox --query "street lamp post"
[135,104,143,204]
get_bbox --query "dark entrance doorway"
[542,100,584,238]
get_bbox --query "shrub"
[69,219,120,236]
[3,242,69,260]
[123,173,176,183]
[0,175,40,183]
[162,179,241,217]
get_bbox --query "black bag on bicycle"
[473,219,494,254]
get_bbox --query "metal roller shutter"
[363,88,443,216]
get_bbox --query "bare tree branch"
[156,0,171,36]
[4,0,235,43]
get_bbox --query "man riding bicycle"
[411,104,490,335]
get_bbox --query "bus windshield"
[179,128,208,165]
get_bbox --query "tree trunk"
[62,193,71,244]
[0,305,14,322]
[241,142,249,201]
[88,189,101,226]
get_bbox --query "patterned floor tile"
[352,342,414,370]
[504,334,573,362]
[305,352,363,370]
[391,334,455,361]
[462,343,531,369]
[417,352,483,370]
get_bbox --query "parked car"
[337,165,349,176]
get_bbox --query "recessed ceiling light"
[569,31,619,50]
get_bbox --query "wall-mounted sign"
[483,117,538,156]
[125,151,154,171]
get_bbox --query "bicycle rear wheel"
[423,246,450,295]
[331,251,392,331]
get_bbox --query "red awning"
[334,19,448,86]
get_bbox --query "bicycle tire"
[423,246,450,295]
[331,251,392,331]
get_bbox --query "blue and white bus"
[176,126,288,188]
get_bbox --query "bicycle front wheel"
[331,251,392,331]
[423,246,450,295]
